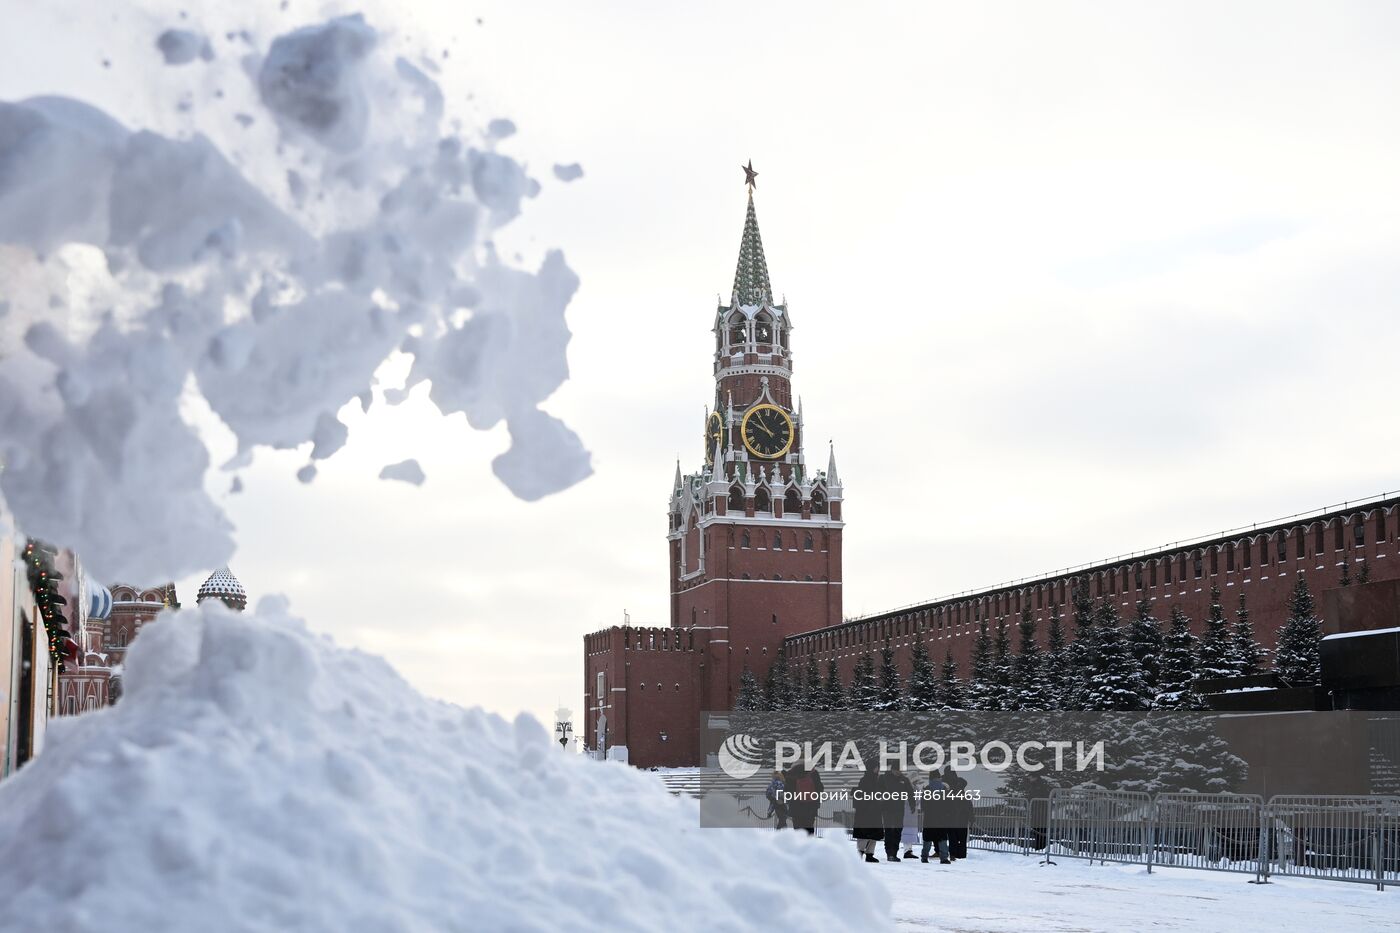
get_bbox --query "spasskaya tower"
[582,165,844,767]
[668,163,844,701]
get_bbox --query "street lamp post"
[554,707,573,751]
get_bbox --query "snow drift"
[0,601,890,931]
[0,12,591,584]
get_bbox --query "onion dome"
[196,567,247,612]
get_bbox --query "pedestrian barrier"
[1261,795,1400,890]
[967,795,1032,854]
[1151,793,1265,878]
[658,772,1400,892]
[1044,787,1153,866]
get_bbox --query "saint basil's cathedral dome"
[195,567,247,612]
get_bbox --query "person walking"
[764,770,788,829]
[919,770,953,864]
[783,763,824,835]
[878,764,914,862]
[852,767,883,862]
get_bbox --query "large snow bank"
[0,600,890,931]
[0,12,591,584]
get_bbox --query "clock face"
[741,404,794,459]
[705,411,724,461]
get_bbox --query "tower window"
[804,533,813,551]
[784,488,801,514]
[754,313,774,344]
[1242,543,1251,569]
[1277,534,1287,562]
[729,486,744,512]
[772,530,783,549]
[755,488,771,513]
[1210,549,1219,575]
[1194,551,1203,578]
[1379,512,1389,543]
[741,530,750,548]
[1354,520,1365,547]
[811,492,827,514]
[728,317,746,346]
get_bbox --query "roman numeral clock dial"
[740,403,794,459]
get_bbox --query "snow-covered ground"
[874,848,1392,932]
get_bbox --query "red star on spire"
[742,160,758,189]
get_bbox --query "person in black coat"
[877,764,915,862]
[782,764,824,835]
[920,771,954,863]
[944,769,973,860]
[852,768,883,862]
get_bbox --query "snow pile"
[0,12,590,584]
[0,601,890,931]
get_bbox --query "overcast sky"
[5,1,1400,731]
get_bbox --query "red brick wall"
[786,503,1400,685]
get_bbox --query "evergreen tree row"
[734,576,1323,713]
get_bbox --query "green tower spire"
[730,188,774,307]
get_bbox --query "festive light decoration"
[23,539,74,672]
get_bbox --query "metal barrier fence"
[1044,788,1153,866]
[1261,795,1400,890]
[1152,794,1265,878]
[967,795,1031,854]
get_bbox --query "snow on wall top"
[0,13,591,582]
[0,599,891,931]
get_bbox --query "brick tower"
[668,172,845,707]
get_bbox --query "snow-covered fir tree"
[1155,606,1201,709]
[1083,600,1150,711]
[822,658,845,711]
[939,649,966,710]
[990,617,1014,711]
[1229,592,1265,676]
[875,639,904,711]
[801,655,822,710]
[1358,559,1372,584]
[735,664,762,712]
[1127,598,1164,695]
[1339,556,1352,586]
[1196,585,1235,681]
[1043,603,1069,710]
[906,637,939,711]
[762,652,792,711]
[1275,575,1323,685]
[968,619,995,710]
[1064,581,1097,708]
[1012,607,1048,710]
[848,650,879,711]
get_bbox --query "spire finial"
[741,159,758,189]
